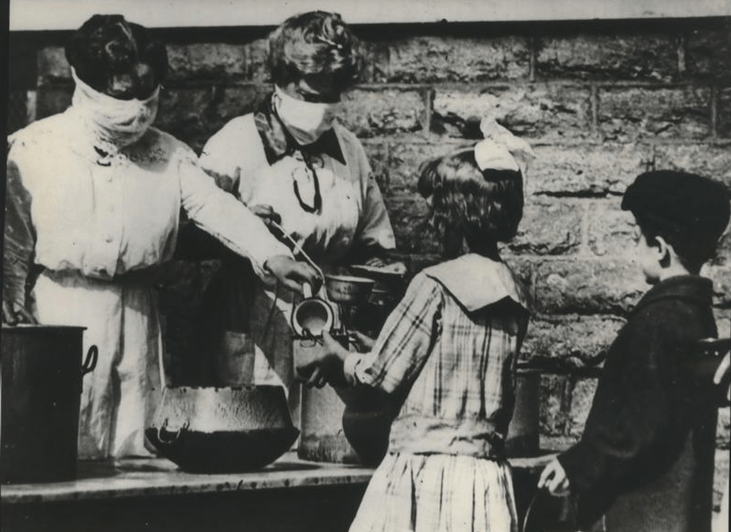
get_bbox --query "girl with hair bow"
[297,126,534,532]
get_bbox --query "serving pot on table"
[1,325,98,484]
[146,386,299,473]
[296,270,402,465]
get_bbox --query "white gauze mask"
[274,85,340,145]
[71,68,160,149]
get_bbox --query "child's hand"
[321,330,351,362]
[298,331,351,388]
[303,365,328,389]
[538,459,571,496]
[350,330,376,352]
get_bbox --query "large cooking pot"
[146,386,299,473]
[506,368,541,457]
[296,333,397,465]
[1,325,97,484]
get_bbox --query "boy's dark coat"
[558,275,718,532]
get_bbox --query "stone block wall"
[9,16,731,504]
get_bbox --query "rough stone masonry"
[9,15,731,508]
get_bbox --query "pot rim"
[158,384,287,392]
[291,297,334,337]
[1,324,87,332]
[325,274,376,285]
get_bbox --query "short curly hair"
[267,11,363,93]
[418,149,524,248]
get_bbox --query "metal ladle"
[269,220,325,283]
[269,220,334,338]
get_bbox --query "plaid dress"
[344,254,531,532]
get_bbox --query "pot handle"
[156,418,189,445]
[82,345,98,377]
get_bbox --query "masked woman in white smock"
[2,15,318,459]
[197,11,403,404]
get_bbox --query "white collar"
[423,254,531,312]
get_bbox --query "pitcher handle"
[82,345,98,376]
[302,282,313,299]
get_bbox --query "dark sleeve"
[557,315,674,492]
[3,148,35,308]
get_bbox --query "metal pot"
[296,333,364,464]
[146,386,299,473]
[348,265,405,294]
[1,325,97,484]
[339,387,398,466]
[295,332,397,465]
[506,368,541,457]
[324,275,375,305]
[347,267,405,337]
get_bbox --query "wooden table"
[2,452,556,532]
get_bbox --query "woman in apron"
[197,11,403,410]
[2,14,318,459]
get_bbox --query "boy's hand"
[714,352,731,402]
[538,459,571,496]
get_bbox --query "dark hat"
[622,170,730,248]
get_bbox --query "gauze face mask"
[274,85,341,146]
[71,68,160,149]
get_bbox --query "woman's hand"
[249,204,281,228]
[538,459,571,496]
[2,300,37,326]
[265,255,322,294]
[714,352,731,402]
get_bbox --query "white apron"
[34,271,162,458]
[5,110,291,459]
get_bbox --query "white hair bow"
[474,117,535,174]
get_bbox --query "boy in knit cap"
[538,170,730,532]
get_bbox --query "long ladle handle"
[270,220,325,282]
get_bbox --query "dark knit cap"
[622,170,730,258]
